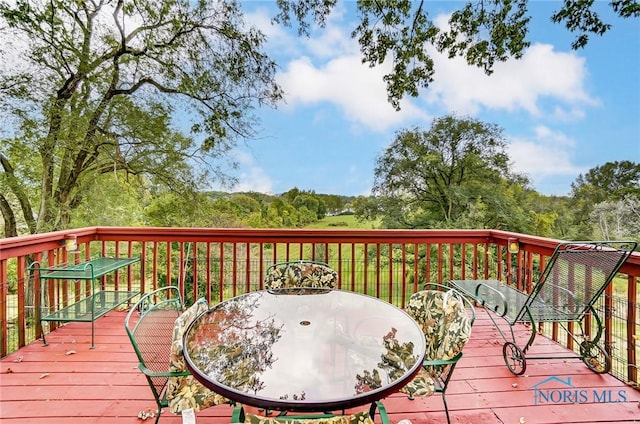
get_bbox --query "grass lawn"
[304,214,380,229]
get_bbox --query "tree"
[293,194,321,218]
[351,195,382,223]
[0,0,282,235]
[144,192,206,227]
[570,161,640,237]
[229,193,263,216]
[69,173,146,228]
[519,192,577,239]
[372,115,530,229]
[275,0,638,109]
[265,198,299,227]
[319,194,345,215]
[572,161,640,201]
[281,187,302,203]
[590,195,640,240]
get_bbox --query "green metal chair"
[450,240,636,375]
[400,283,475,424]
[264,261,338,289]
[124,286,228,423]
[231,401,390,424]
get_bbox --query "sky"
[220,1,640,197]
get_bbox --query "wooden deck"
[2,307,639,424]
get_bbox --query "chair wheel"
[580,341,611,374]
[503,342,526,375]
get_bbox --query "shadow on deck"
[1,307,639,424]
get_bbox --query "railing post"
[604,284,614,360]
[626,274,637,384]
[0,258,7,357]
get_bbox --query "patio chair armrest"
[475,282,509,317]
[422,351,463,367]
[231,405,245,423]
[138,363,190,378]
[374,401,390,424]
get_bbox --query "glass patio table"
[183,288,426,413]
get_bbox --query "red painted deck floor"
[1,307,639,424]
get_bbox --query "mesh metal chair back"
[520,241,635,323]
[125,287,183,423]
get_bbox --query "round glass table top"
[183,288,426,412]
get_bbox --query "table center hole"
[299,320,311,326]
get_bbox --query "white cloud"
[277,55,429,132]
[302,24,355,59]
[243,6,301,58]
[508,126,588,194]
[230,152,274,193]
[425,43,597,119]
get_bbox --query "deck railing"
[1,227,638,386]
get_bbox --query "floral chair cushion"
[400,289,472,398]
[242,412,374,424]
[437,291,472,360]
[167,297,228,413]
[264,262,338,289]
[400,367,436,398]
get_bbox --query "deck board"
[2,308,638,424]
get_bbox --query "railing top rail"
[2,226,638,274]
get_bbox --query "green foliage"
[319,194,345,215]
[231,194,263,216]
[371,114,530,230]
[69,173,146,227]
[570,161,640,238]
[572,161,640,201]
[282,188,340,218]
[296,206,318,226]
[135,188,350,230]
[551,0,639,49]
[439,0,530,74]
[145,192,214,227]
[352,0,439,110]
[293,194,324,219]
[351,196,382,223]
[589,195,640,241]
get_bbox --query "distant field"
[304,214,380,229]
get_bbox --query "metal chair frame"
[231,401,390,424]
[450,240,636,375]
[124,286,189,424]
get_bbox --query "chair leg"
[442,392,451,424]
